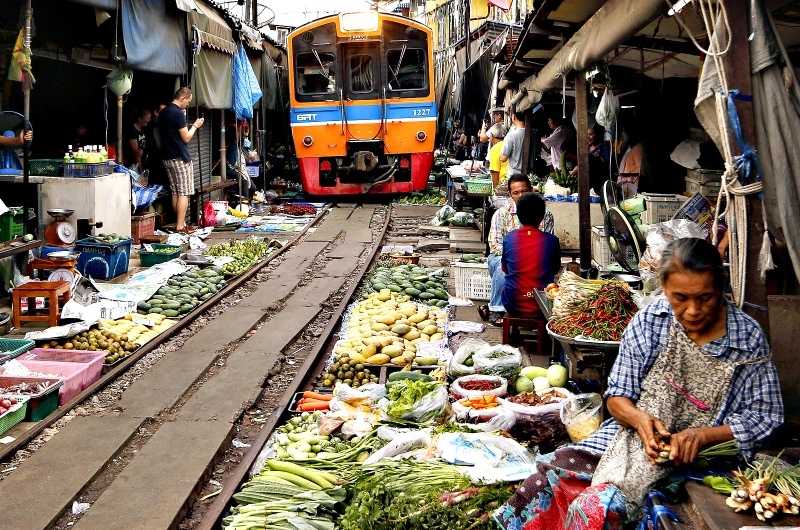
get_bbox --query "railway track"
[0,203,399,530]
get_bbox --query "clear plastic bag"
[431,205,456,226]
[447,338,488,378]
[472,345,522,379]
[560,393,603,443]
[450,374,508,400]
[595,87,619,129]
[386,384,451,424]
[436,432,537,483]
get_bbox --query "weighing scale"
[44,209,77,247]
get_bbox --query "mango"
[366,353,390,365]
[421,325,438,336]
[408,313,427,324]
[391,323,412,335]
[382,344,404,358]
[371,322,390,332]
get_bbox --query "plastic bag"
[472,345,522,379]
[638,219,708,291]
[431,205,456,226]
[450,374,508,400]
[202,201,218,228]
[449,212,475,227]
[386,384,451,424]
[669,139,701,170]
[500,388,572,451]
[364,429,432,464]
[595,87,619,129]
[448,338,488,378]
[560,393,603,443]
[436,432,537,483]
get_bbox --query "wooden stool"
[12,280,71,329]
[502,315,548,357]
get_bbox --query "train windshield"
[296,51,337,95]
[387,47,426,92]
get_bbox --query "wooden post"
[520,110,533,176]
[464,0,471,66]
[575,72,591,273]
[220,110,227,181]
[723,1,769,330]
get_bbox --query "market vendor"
[496,237,783,530]
[487,123,509,188]
[480,175,554,325]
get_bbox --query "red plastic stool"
[502,315,548,357]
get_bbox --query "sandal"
[478,305,490,321]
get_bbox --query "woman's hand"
[633,412,671,461]
[668,428,706,465]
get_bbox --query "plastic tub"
[560,393,603,442]
[0,376,63,421]
[18,348,105,401]
[9,359,100,406]
[0,396,29,435]
[75,237,132,280]
[139,244,181,267]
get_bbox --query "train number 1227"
[412,108,432,117]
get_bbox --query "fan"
[601,179,623,215]
[604,206,645,272]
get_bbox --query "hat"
[491,106,506,115]
[488,123,508,139]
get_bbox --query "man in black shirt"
[159,87,204,232]
[123,107,151,170]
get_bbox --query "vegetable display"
[366,264,449,307]
[386,379,445,423]
[723,452,800,521]
[549,282,638,342]
[139,268,225,317]
[336,290,446,368]
[395,190,447,206]
[321,357,379,388]
[0,397,21,415]
[205,238,275,276]
[269,204,318,216]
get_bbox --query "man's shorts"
[163,158,194,197]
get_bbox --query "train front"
[288,12,436,196]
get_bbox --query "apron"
[591,320,766,514]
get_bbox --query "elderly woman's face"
[663,269,724,334]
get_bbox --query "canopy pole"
[575,72,592,274]
[464,0,470,66]
[116,96,123,162]
[22,0,32,236]
[220,110,226,181]
[724,1,769,330]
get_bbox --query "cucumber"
[388,371,433,383]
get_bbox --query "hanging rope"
[666,0,773,306]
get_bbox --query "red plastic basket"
[131,213,156,244]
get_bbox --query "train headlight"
[416,131,427,142]
[302,135,314,147]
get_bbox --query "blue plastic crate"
[75,237,132,280]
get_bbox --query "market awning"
[188,0,235,109]
[510,0,666,111]
[122,0,188,75]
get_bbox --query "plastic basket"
[641,194,686,225]
[0,376,62,421]
[0,207,24,243]
[75,237,132,280]
[13,359,101,406]
[139,244,181,267]
[29,159,63,177]
[63,161,114,178]
[131,213,156,244]
[465,178,493,196]
[453,261,491,301]
[0,396,28,435]
[591,225,615,267]
[0,338,35,363]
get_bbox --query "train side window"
[349,55,374,93]
[387,48,426,91]
[296,51,336,95]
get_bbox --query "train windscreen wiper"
[390,43,407,88]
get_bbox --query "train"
[287,11,436,196]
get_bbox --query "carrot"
[299,398,330,407]
[297,401,329,412]
[302,391,332,401]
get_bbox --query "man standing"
[123,107,151,171]
[500,109,527,177]
[159,87,204,232]
[480,175,555,325]
[487,123,509,188]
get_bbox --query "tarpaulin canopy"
[122,0,187,75]
[512,0,664,111]
[188,0,234,109]
[460,47,495,135]
[68,0,116,8]
[233,44,262,119]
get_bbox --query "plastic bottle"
[99,145,108,162]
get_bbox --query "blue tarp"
[232,44,262,119]
[122,0,187,75]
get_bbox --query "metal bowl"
[0,312,10,336]
[47,250,78,261]
[47,208,75,218]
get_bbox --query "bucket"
[560,393,603,442]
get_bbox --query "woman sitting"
[495,237,783,529]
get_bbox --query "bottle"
[100,145,107,162]
[75,145,85,164]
